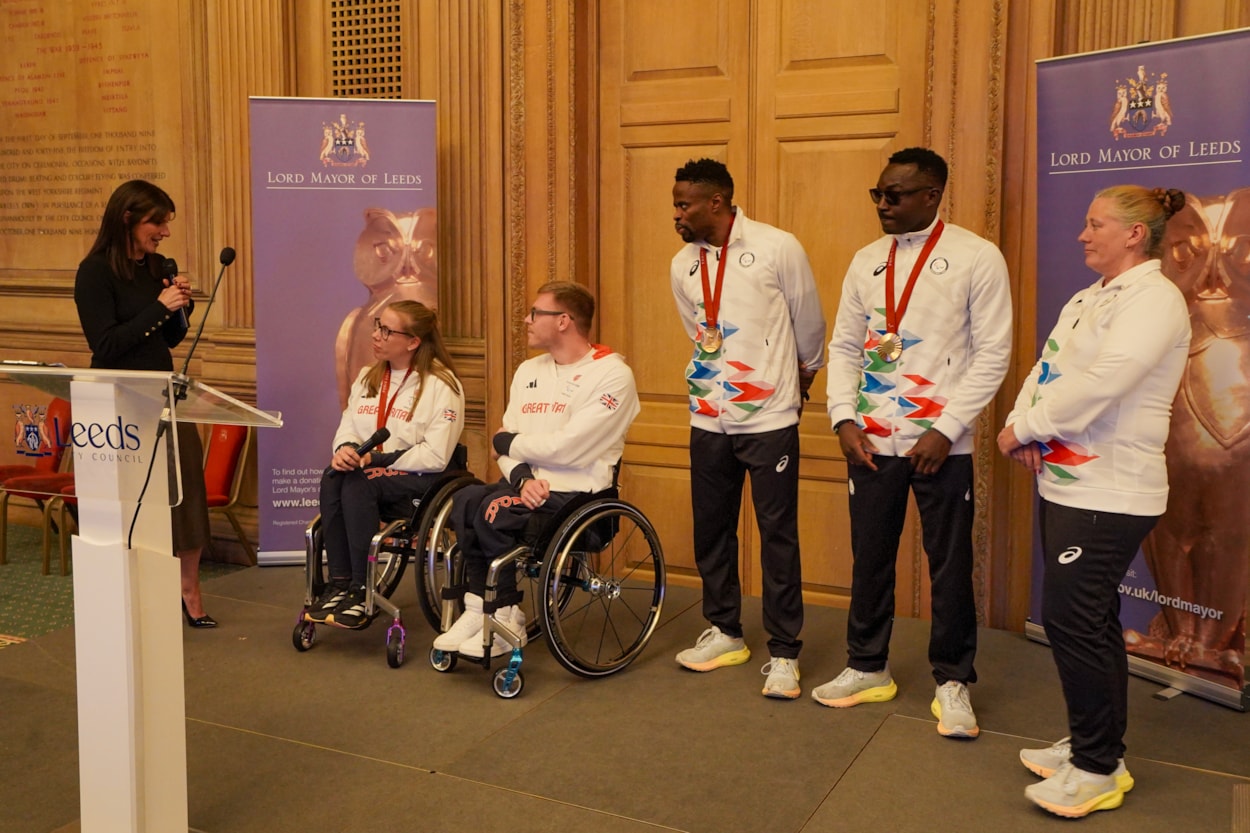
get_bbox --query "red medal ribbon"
[884,219,945,337]
[374,365,413,452]
[698,211,736,334]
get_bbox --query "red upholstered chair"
[0,397,72,566]
[203,424,256,564]
[42,482,77,576]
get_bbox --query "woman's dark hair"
[89,179,176,280]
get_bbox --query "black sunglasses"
[869,186,934,206]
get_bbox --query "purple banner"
[1035,32,1250,704]
[248,98,437,559]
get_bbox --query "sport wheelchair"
[291,446,475,667]
[420,476,666,698]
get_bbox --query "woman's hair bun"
[1152,187,1186,219]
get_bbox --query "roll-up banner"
[248,98,437,562]
[1033,30,1250,709]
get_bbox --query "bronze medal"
[877,331,902,362]
[700,327,724,353]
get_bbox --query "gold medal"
[877,331,902,362]
[700,327,724,353]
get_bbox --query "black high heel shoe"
[182,600,218,629]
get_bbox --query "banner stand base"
[1025,619,1247,712]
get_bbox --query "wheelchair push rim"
[538,499,665,678]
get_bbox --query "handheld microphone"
[161,258,187,329]
[179,247,236,378]
[354,427,391,457]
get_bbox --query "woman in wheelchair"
[307,300,465,629]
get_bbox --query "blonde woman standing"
[999,186,1190,818]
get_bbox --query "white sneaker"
[459,604,527,658]
[675,626,751,671]
[811,666,897,708]
[432,592,483,651]
[761,657,801,699]
[1024,762,1124,818]
[930,681,979,738]
[1020,737,1134,792]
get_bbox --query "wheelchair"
[291,446,475,667]
[420,477,666,698]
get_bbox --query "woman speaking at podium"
[74,179,217,628]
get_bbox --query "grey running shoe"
[810,666,897,708]
[930,681,979,738]
[676,626,751,671]
[1020,737,1134,792]
[1024,762,1124,818]
[760,657,801,699]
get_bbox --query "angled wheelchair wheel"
[307,515,408,600]
[538,499,665,678]
[414,476,481,630]
[514,548,562,642]
[371,520,412,599]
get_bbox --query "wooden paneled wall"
[1,0,1246,609]
[596,0,1017,622]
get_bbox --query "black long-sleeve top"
[74,252,192,370]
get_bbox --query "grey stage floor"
[0,565,1246,833]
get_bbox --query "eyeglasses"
[527,307,567,321]
[868,187,934,206]
[372,318,416,340]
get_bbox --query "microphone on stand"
[178,247,236,382]
[161,258,187,329]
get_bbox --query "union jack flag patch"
[443,409,459,422]
[600,393,619,410]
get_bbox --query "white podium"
[1,365,281,833]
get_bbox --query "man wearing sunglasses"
[817,148,1012,740]
[669,158,827,700]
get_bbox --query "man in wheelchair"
[434,281,640,658]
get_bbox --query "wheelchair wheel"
[514,549,563,642]
[538,499,665,678]
[371,521,411,599]
[386,624,405,668]
[292,620,316,652]
[308,518,408,600]
[492,666,524,699]
[429,647,457,672]
[413,476,480,630]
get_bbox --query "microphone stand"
[175,247,236,396]
[133,248,233,549]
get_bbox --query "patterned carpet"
[0,523,243,641]
[0,524,74,640]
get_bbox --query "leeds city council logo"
[13,404,52,458]
[319,113,371,167]
[1110,64,1173,140]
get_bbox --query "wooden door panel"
[600,0,934,614]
